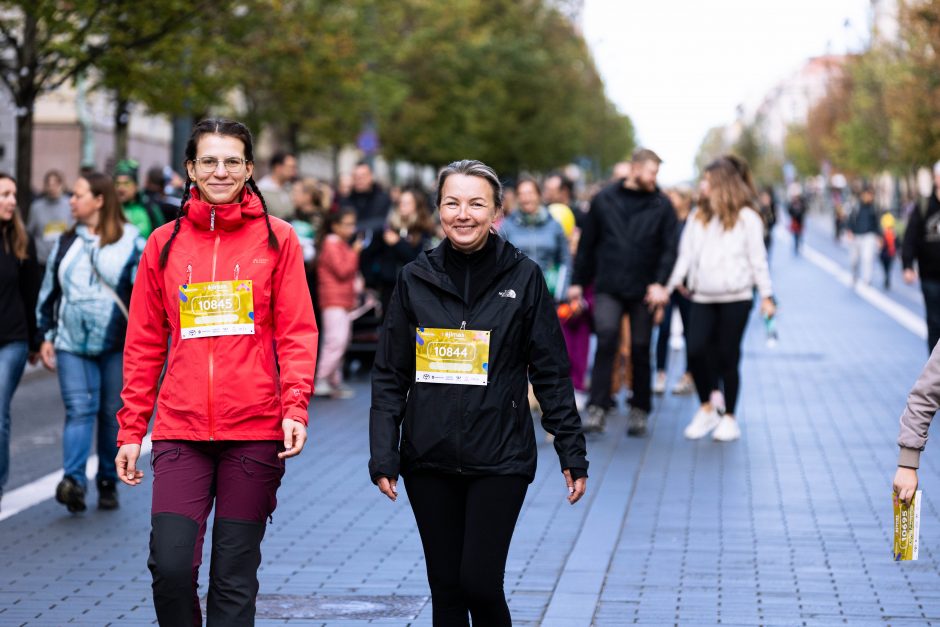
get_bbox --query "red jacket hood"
[184,187,265,231]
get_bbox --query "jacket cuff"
[568,467,588,480]
[283,406,309,427]
[899,447,921,469]
[116,429,143,447]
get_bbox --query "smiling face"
[439,174,497,253]
[0,177,16,223]
[186,133,254,205]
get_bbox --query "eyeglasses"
[193,156,248,173]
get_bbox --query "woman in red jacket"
[114,119,318,626]
[315,207,361,399]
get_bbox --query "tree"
[0,1,212,213]
[783,124,818,177]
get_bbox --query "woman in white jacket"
[658,156,775,442]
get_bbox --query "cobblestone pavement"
[2,225,939,626]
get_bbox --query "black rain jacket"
[368,235,588,483]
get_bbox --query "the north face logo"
[252,258,270,264]
[498,289,517,299]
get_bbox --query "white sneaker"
[712,415,741,442]
[574,390,589,411]
[314,380,335,397]
[684,406,720,439]
[653,372,667,395]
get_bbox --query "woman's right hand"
[39,341,56,371]
[894,466,918,505]
[377,476,398,502]
[116,444,145,486]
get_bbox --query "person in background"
[257,151,297,219]
[343,161,392,236]
[143,165,182,224]
[902,160,940,353]
[569,148,677,436]
[787,185,806,255]
[27,170,73,271]
[758,186,777,256]
[880,211,898,290]
[36,172,143,513]
[315,207,362,400]
[499,178,571,300]
[361,188,435,313]
[657,156,774,443]
[653,186,694,396]
[847,185,881,287]
[0,173,41,510]
[114,159,164,239]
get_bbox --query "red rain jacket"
[117,188,318,445]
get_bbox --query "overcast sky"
[582,0,873,184]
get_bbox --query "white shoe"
[314,380,334,397]
[653,372,667,395]
[712,415,741,442]
[684,406,720,439]
[574,390,589,411]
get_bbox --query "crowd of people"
[9,115,940,626]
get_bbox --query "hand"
[377,476,398,501]
[760,297,776,318]
[677,285,690,298]
[28,352,40,366]
[383,229,401,246]
[904,269,917,285]
[894,466,918,505]
[352,235,365,253]
[39,341,56,371]
[645,283,669,309]
[278,419,307,459]
[563,469,587,504]
[567,284,583,305]
[116,443,144,486]
[844,231,854,242]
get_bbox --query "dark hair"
[355,160,372,171]
[317,206,357,248]
[548,172,574,198]
[632,148,663,165]
[43,169,64,188]
[146,166,166,188]
[515,176,541,197]
[160,119,278,268]
[68,172,126,247]
[269,151,292,170]
[436,160,503,211]
[0,173,28,260]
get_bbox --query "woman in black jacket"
[369,159,588,627]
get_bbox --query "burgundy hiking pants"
[149,440,285,627]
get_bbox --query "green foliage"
[783,124,819,177]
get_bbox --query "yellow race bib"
[179,280,255,339]
[415,327,490,386]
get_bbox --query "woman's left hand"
[563,469,587,505]
[760,297,776,318]
[278,419,307,459]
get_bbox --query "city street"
[2,221,940,626]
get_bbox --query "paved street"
[2,221,940,626]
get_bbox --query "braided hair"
[158,118,279,268]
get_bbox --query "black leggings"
[686,300,752,415]
[403,472,529,627]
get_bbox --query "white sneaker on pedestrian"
[314,380,335,397]
[671,373,694,395]
[684,406,720,440]
[712,415,741,442]
[653,371,667,395]
[574,390,589,411]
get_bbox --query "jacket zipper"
[208,209,218,441]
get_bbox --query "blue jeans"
[57,350,122,487]
[922,279,940,355]
[0,341,28,493]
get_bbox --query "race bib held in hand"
[893,490,922,561]
[415,327,490,386]
[179,280,255,339]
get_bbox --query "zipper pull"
[187,263,193,285]
[210,208,215,231]
[234,263,240,281]
[460,320,467,330]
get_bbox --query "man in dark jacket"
[568,148,677,436]
[903,161,940,353]
[344,161,391,236]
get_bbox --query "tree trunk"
[114,92,131,162]
[15,106,34,220]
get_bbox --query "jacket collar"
[184,187,265,231]
[412,233,523,300]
